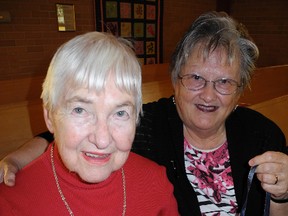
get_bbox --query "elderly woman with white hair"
[0,32,179,216]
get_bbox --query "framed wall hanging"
[56,4,76,31]
[95,0,163,65]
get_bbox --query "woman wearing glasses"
[1,11,288,215]
[134,11,288,215]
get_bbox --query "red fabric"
[0,144,179,216]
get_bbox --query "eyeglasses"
[178,74,242,95]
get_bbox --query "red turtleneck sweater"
[0,143,179,216]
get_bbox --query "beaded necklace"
[50,145,127,215]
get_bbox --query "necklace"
[50,145,127,216]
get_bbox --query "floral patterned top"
[184,138,238,215]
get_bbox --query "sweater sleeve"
[158,167,180,216]
[131,101,158,161]
[36,131,54,143]
[0,192,18,215]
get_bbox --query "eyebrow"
[116,102,134,109]
[66,96,135,108]
[66,96,93,104]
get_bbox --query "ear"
[43,107,54,133]
[172,78,179,92]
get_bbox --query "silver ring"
[274,175,279,185]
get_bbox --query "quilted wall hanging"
[95,0,163,65]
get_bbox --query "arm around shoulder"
[0,135,49,186]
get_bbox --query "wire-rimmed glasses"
[178,74,242,95]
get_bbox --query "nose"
[88,120,111,149]
[199,81,217,102]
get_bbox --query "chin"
[81,173,111,184]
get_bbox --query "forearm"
[270,201,288,216]
[0,136,49,186]
[5,136,49,170]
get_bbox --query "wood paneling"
[0,64,287,159]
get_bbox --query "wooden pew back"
[0,64,287,159]
[142,63,173,103]
[239,65,288,105]
[249,95,288,140]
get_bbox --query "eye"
[114,108,133,121]
[218,79,229,84]
[72,107,85,115]
[191,74,201,80]
[116,110,128,117]
[217,79,236,86]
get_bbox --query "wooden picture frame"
[56,4,76,31]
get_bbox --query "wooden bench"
[142,64,288,106]
[0,64,287,159]
[249,95,288,140]
[239,65,288,105]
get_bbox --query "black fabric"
[132,96,287,216]
[38,96,287,216]
[37,131,54,143]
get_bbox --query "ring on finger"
[274,175,279,185]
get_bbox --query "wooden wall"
[1,0,287,82]
[230,0,288,67]
[162,0,216,62]
[0,0,96,81]
[0,64,287,159]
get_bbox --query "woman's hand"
[0,136,49,186]
[249,151,288,216]
[249,151,288,199]
[0,157,20,186]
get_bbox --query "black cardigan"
[132,96,287,216]
[39,96,287,216]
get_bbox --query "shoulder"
[126,152,165,170]
[20,150,50,176]
[140,96,180,133]
[124,152,175,196]
[229,106,283,132]
[0,195,15,215]
[0,151,51,206]
[142,96,174,113]
[227,106,286,151]
[125,152,168,180]
[1,151,50,192]
[124,153,179,215]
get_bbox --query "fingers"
[249,151,288,166]
[3,171,16,187]
[256,172,288,198]
[256,173,281,186]
[0,159,19,187]
[250,151,288,198]
[274,175,279,185]
[0,169,3,184]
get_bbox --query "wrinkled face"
[44,75,136,183]
[174,46,241,135]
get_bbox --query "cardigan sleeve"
[36,131,54,143]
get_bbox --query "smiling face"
[44,75,136,183]
[174,45,242,138]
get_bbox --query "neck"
[50,144,127,216]
[183,125,226,150]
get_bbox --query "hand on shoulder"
[0,156,19,186]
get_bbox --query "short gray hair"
[170,11,259,91]
[41,32,142,122]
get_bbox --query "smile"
[196,104,218,112]
[83,152,111,164]
[85,152,110,158]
